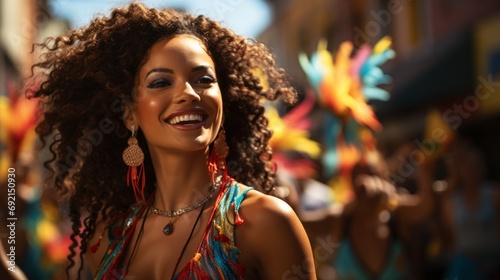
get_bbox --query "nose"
[174,82,201,104]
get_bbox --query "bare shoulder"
[241,187,298,223]
[237,187,305,239]
[235,185,316,279]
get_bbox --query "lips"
[164,109,208,128]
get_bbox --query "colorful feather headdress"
[265,90,321,179]
[299,36,395,203]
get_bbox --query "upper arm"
[236,192,316,280]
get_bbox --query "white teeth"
[168,114,203,125]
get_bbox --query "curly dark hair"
[28,2,296,277]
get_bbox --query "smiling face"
[127,34,223,154]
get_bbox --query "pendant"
[163,221,174,235]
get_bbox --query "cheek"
[138,99,158,110]
[136,95,163,120]
[216,97,223,116]
[203,88,223,115]
[211,90,223,113]
[137,103,155,121]
[215,96,224,125]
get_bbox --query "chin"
[180,140,211,152]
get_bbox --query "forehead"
[141,34,214,70]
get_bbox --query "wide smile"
[168,114,205,125]
[164,110,209,130]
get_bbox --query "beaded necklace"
[151,176,221,235]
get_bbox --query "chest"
[120,212,207,279]
[94,185,251,279]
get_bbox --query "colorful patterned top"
[92,182,253,279]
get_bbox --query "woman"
[298,149,435,279]
[439,139,500,279]
[29,3,315,279]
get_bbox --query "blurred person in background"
[300,149,435,280]
[438,137,500,280]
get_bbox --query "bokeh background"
[1,0,500,279]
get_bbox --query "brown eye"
[147,78,172,89]
[196,75,217,85]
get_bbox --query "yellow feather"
[373,36,392,55]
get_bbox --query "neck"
[148,146,214,211]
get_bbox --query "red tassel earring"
[208,127,229,183]
[122,125,146,204]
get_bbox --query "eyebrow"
[191,65,214,73]
[144,65,215,81]
[144,68,173,81]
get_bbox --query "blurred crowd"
[281,135,500,280]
